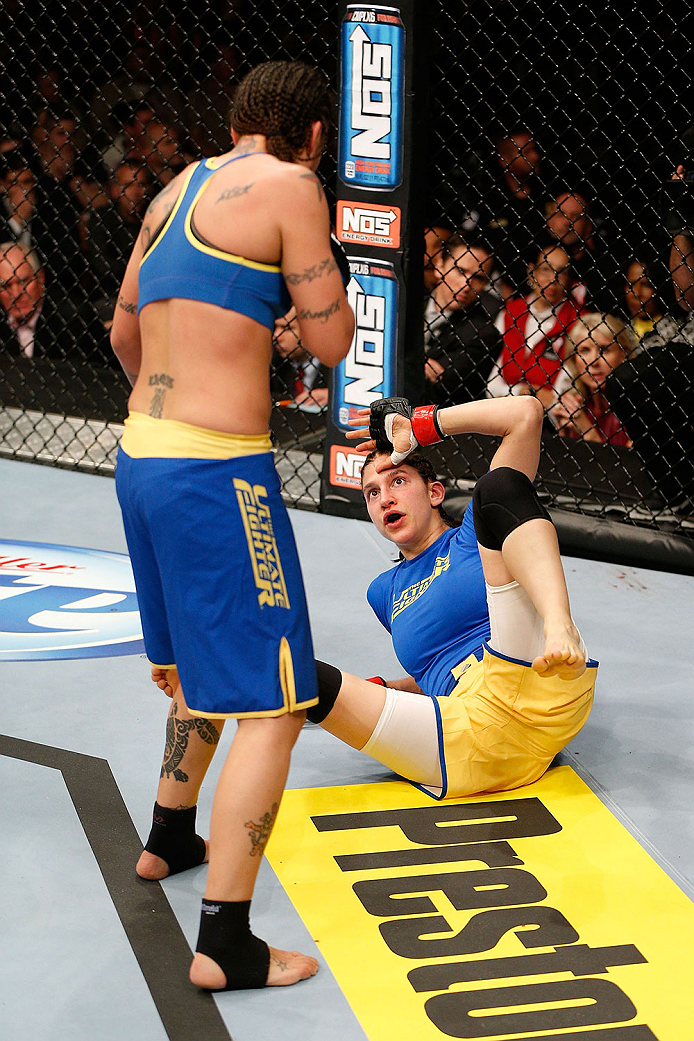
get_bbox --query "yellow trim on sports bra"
[120,411,273,459]
[183,176,282,272]
[140,162,200,265]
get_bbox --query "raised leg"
[474,468,586,679]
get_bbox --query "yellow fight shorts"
[429,642,598,799]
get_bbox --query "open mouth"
[383,510,405,528]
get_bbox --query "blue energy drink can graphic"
[339,6,405,191]
[332,258,399,431]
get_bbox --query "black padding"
[330,233,351,287]
[195,899,270,990]
[143,802,206,876]
[472,467,551,551]
[368,396,412,452]
[307,659,343,723]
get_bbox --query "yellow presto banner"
[266,766,693,1041]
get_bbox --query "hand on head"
[346,406,418,468]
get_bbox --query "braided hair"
[360,450,462,529]
[229,61,333,163]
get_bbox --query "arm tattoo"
[145,179,177,219]
[300,172,324,203]
[142,180,178,249]
[245,803,278,857]
[148,372,175,418]
[160,701,221,781]
[117,296,137,314]
[216,183,253,203]
[284,256,337,285]
[297,298,340,324]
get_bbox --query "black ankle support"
[472,467,551,551]
[306,660,343,724]
[143,802,206,876]
[195,899,270,990]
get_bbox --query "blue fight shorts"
[115,412,318,718]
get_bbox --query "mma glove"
[369,396,449,465]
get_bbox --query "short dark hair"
[360,450,461,528]
[229,61,333,163]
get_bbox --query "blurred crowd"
[1,26,692,506]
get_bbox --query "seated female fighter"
[308,395,598,799]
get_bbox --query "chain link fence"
[1,1,692,550]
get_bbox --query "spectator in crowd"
[423,220,455,295]
[87,37,189,163]
[184,42,242,155]
[0,145,36,247]
[424,236,503,404]
[667,161,694,332]
[85,158,152,320]
[134,118,191,188]
[473,124,552,295]
[1,124,28,158]
[544,188,626,314]
[486,243,585,411]
[28,63,84,135]
[30,111,86,294]
[101,99,156,174]
[271,306,328,410]
[601,152,694,510]
[0,237,110,364]
[551,312,634,446]
[622,255,680,344]
[0,240,45,356]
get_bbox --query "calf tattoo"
[245,803,279,857]
[161,701,220,781]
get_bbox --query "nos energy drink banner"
[322,1,425,518]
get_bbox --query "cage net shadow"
[1,0,692,543]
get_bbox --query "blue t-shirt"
[367,504,490,697]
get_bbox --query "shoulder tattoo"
[299,172,325,204]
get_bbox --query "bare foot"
[136,840,209,881]
[266,947,319,986]
[189,947,319,990]
[532,623,586,680]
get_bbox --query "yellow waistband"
[120,412,273,459]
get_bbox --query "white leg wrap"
[361,687,442,789]
[486,580,587,661]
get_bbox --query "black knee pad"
[472,467,551,551]
[306,660,343,724]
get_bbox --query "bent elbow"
[110,326,124,361]
[309,309,355,368]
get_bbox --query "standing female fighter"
[308,395,597,799]
[110,61,354,991]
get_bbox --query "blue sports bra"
[138,153,292,329]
